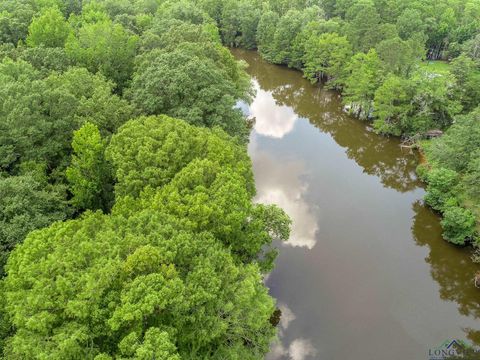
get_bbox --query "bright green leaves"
[424,168,459,211]
[148,159,254,258]
[373,75,413,135]
[0,58,134,272]
[441,206,476,245]
[106,115,209,198]
[303,32,352,88]
[269,9,311,65]
[107,115,288,270]
[422,108,480,244]
[244,204,291,271]
[109,271,185,332]
[117,328,180,360]
[426,109,480,173]
[123,245,170,278]
[66,122,113,212]
[107,115,254,198]
[256,7,323,65]
[3,201,278,359]
[0,61,133,172]
[373,71,460,136]
[0,167,68,276]
[256,10,279,61]
[26,7,72,48]
[65,20,138,91]
[343,49,383,119]
[127,46,249,140]
[0,3,293,359]
[3,116,290,359]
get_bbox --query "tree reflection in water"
[238,49,421,193]
[235,50,480,359]
[411,201,480,345]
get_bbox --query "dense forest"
[0,0,294,358]
[0,0,478,358]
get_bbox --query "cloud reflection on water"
[288,339,318,360]
[250,142,319,249]
[267,303,318,360]
[279,303,296,330]
[250,81,298,139]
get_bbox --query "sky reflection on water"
[233,48,480,360]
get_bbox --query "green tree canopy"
[373,72,459,136]
[268,8,321,65]
[0,0,36,45]
[26,7,72,48]
[450,54,480,113]
[303,32,352,88]
[106,115,254,199]
[376,35,425,76]
[0,59,134,173]
[344,0,382,52]
[220,0,262,49]
[11,45,72,75]
[255,10,279,61]
[425,108,480,173]
[3,116,290,359]
[127,47,250,140]
[66,122,113,212]
[289,19,343,70]
[396,8,425,40]
[65,19,138,91]
[139,20,220,53]
[343,49,383,119]
[0,164,68,276]
[441,205,476,245]
[373,74,413,135]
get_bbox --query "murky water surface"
[232,49,480,360]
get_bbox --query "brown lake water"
[231,49,480,360]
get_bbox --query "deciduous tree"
[303,32,352,88]
[66,123,113,212]
[26,7,72,48]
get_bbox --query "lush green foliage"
[106,115,253,198]
[66,122,113,212]
[235,0,480,138]
[218,0,262,49]
[424,167,459,211]
[65,19,138,92]
[0,165,68,276]
[441,205,476,245]
[3,116,289,359]
[0,0,478,356]
[127,45,250,140]
[0,1,291,358]
[0,60,133,172]
[303,32,352,88]
[342,49,382,119]
[26,7,72,48]
[422,108,480,245]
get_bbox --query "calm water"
[232,49,480,360]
